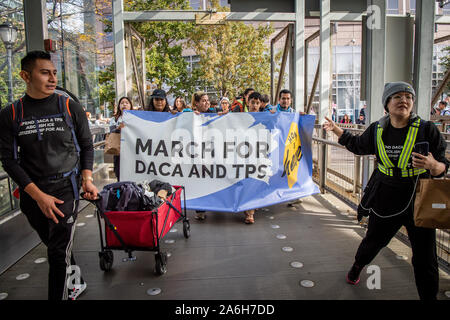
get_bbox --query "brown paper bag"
[104,132,121,155]
[414,178,450,229]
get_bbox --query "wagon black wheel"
[155,253,167,275]
[99,250,113,271]
[183,221,191,238]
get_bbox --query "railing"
[0,172,19,219]
[312,124,369,208]
[90,125,111,170]
[311,123,450,273]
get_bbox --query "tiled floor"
[1,192,449,300]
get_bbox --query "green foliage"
[125,0,197,98]
[0,50,26,107]
[97,0,276,106]
[188,1,274,100]
[439,46,450,91]
[98,64,116,112]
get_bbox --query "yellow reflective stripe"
[379,164,425,177]
[398,119,421,169]
[376,126,395,168]
[401,168,426,177]
[378,164,393,176]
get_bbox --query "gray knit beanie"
[382,81,415,111]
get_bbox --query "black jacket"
[338,114,448,217]
[0,94,94,189]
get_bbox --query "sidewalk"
[0,188,449,300]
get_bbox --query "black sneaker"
[346,264,363,285]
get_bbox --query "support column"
[413,0,435,121]
[113,0,127,102]
[318,0,331,193]
[366,0,386,124]
[318,0,331,125]
[362,0,386,189]
[23,0,47,52]
[292,0,305,111]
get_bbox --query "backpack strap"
[116,184,134,211]
[11,98,24,161]
[58,94,81,155]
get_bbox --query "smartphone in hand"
[413,142,429,156]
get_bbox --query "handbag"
[104,132,121,155]
[413,177,450,229]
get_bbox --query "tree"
[0,44,26,107]
[188,0,274,100]
[98,63,116,111]
[124,0,198,98]
[438,46,450,92]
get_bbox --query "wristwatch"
[82,176,94,183]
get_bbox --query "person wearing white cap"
[219,97,230,114]
[323,81,448,300]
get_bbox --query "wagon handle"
[80,192,101,203]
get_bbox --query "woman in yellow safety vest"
[324,81,448,300]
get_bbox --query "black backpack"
[99,181,146,212]
[99,181,165,212]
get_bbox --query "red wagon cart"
[82,184,190,275]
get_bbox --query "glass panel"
[0,177,12,217]
[337,87,355,122]
[0,0,26,107]
[444,2,450,15]
[336,53,353,73]
[337,74,353,80]
[46,0,103,114]
[93,149,104,171]
[387,0,399,14]
[353,52,361,73]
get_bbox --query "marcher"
[332,103,338,122]
[192,92,217,114]
[247,91,262,113]
[173,96,187,112]
[260,94,272,112]
[359,104,367,119]
[274,89,294,113]
[355,114,366,125]
[231,88,254,112]
[242,91,266,224]
[436,101,450,116]
[111,96,133,181]
[191,92,216,220]
[0,50,98,300]
[324,81,448,300]
[146,89,171,112]
[219,97,230,114]
[210,98,219,111]
[341,114,352,124]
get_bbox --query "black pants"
[113,155,120,181]
[354,211,438,300]
[19,180,80,300]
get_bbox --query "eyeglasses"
[391,94,414,101]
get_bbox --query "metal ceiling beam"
[122,11,297,22]
[122,11,366,23]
